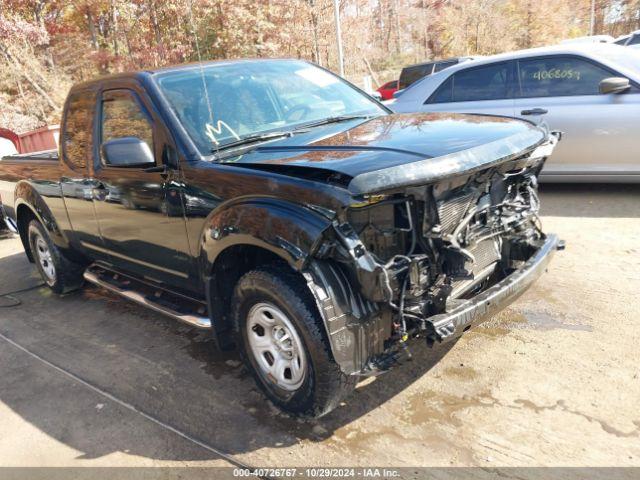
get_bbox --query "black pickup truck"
[0,59,560,416]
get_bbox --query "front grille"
[437,193,474,233]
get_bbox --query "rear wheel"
[232,266,356,417]
[28,220,84,294]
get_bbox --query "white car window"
[427,62,510,103]
[518,56,614,97]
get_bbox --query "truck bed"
[0,148,64,230]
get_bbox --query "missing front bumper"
[426,233,560,344]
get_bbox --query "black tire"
[232,266,356,417]
[28,220,84,294]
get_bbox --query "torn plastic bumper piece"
[303,260,390,376]
[425,233,561,344]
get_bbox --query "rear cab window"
[62,91,97,171]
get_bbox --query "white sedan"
[388,43,640,182]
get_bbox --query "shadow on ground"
[0,245,455,462]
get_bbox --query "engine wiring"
[379,200,423,358]
[372,173,544,364]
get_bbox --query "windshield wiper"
[293,114,377,131]
[210,114,378,155]
[211,131,293,153]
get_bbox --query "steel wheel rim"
[246,302,307,392]
[34,234,56,285]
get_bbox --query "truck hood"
[222,113,548,195]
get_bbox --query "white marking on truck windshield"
[205,121,240,146]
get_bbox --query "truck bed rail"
[1,149,58,162]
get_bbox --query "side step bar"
[83,265,211,329]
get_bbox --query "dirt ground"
[0,184,639,470]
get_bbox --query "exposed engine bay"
[324,156,550,365]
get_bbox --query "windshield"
[599,46,640,74]
[154,60,386,154]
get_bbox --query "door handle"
[521,108,548,116]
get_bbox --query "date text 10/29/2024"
[233,468,401,478]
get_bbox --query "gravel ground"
[0,184,638,471]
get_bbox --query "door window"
[517,56,614,97]
[428,76,454,103]
[101,90,154,153]
[452,63,510,102]
[62,91,96,170]
[426,62,511,103]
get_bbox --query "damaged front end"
[304,131,562,376]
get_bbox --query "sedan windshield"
[154,60,386,154]
[600,46,640,74]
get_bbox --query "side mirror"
[599,77,630,95]
[370,91,383,101]
[101,137,154,167]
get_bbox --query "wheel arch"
[200,197,391,375]
[14,182,71,259]
[198,197,332,274]
[200,197,333,348]
[15,203,39,262]
[205,246,389,376]
[205,243,300,350]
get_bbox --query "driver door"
[90,87,195,289]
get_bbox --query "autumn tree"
[0,0,635,131]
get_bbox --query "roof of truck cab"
[69,71,148,91]
[69,58,305,91]
[149,58,297,75]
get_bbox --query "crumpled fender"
[198,198,391,375]
[198,197,332,276]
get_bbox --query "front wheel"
[28,220,84,294]
[232,267,356,417]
